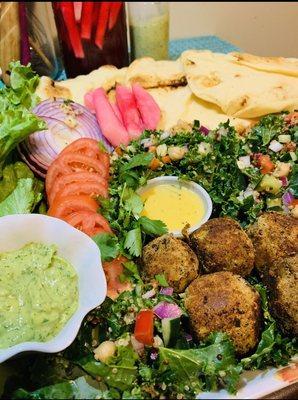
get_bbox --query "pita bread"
[148,86,254,133]
[181,50,298,118]
[231,52,298,77]
[124,57,186,88]
[36,65,127,104]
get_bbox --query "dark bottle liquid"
[53,2,129,78]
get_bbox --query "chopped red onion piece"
[280,176,288,187]
[150,350,158,360]
[200,125,210,135]
[269,140,283,153]
[184,333,193,342]
[282,191,294,206]
[160,287,174,296]
[153,301,182,319]
[142,289,156,299]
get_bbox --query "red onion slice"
[18,99,113,178]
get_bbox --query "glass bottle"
[128,2,169,61]
[52,2,129,78]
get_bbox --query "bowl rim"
[0,213,106,363]
[137,176,213,237]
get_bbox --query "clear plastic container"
[128,2,169,61]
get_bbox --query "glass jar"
[128,2,169,61]
[52,2,129,78]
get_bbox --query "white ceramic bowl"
[137,176,213,237]
[0,214,107,363]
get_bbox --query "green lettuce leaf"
[0,62,46,170]
[78,346,138,391]
[159,332,242,394]
[0,178,42,216]
[12,376,117,399]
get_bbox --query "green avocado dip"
[0,243,78,349]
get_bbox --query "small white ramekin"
[0,214,106,363]
[137,176,212,237]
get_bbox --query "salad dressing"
[140,183,205,232]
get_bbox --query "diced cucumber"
[290,152,297,162]
[258,174,282,195]
[278,134,291,144]
[267,197,282,208]
[161,317,181,347]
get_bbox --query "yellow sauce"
[140,183,205,232]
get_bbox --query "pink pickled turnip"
[92,88,129,147]
[84,90,95,113]
[111,102,124,125]
[115,85,144,140]
[132,83,161,130]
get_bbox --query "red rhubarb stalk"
[80,2,94,39]
[59,2,84,58]
[95,2,111,50]
[108,2,123,31]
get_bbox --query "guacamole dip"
[0,243,78,349]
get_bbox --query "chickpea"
[93,341,116,363]
[168,146,188,161]
[156,144,167,157]
[273,162,291,178]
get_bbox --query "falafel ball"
[247,212,298,274]
[189,217,255,276]
[184,271,261,355]
[265,255,298,336]
[142,234,199,292]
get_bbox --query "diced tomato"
[257,155,275,174]
[134,310,154,346]
[64,210,112,236]
[291,199,298,206]
[53,180,108,203]
[48,194,98,219]
[161,155,171,164]
[103,256,132,300]
[149,157,162,170]
[47,171,108,205]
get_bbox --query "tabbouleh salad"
[2,112,297,400]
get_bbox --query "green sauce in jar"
[129,3,169,61]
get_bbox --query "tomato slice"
[134,310,154,346]
[257,155,275,174]
[48,171,108,205]
[103,256,132,300]
[46,157,71,197]
[52,181,108,205]
[64,210,112,236]
[58,153,108,176]
[48,194,99,219]
[60,138,110,171]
